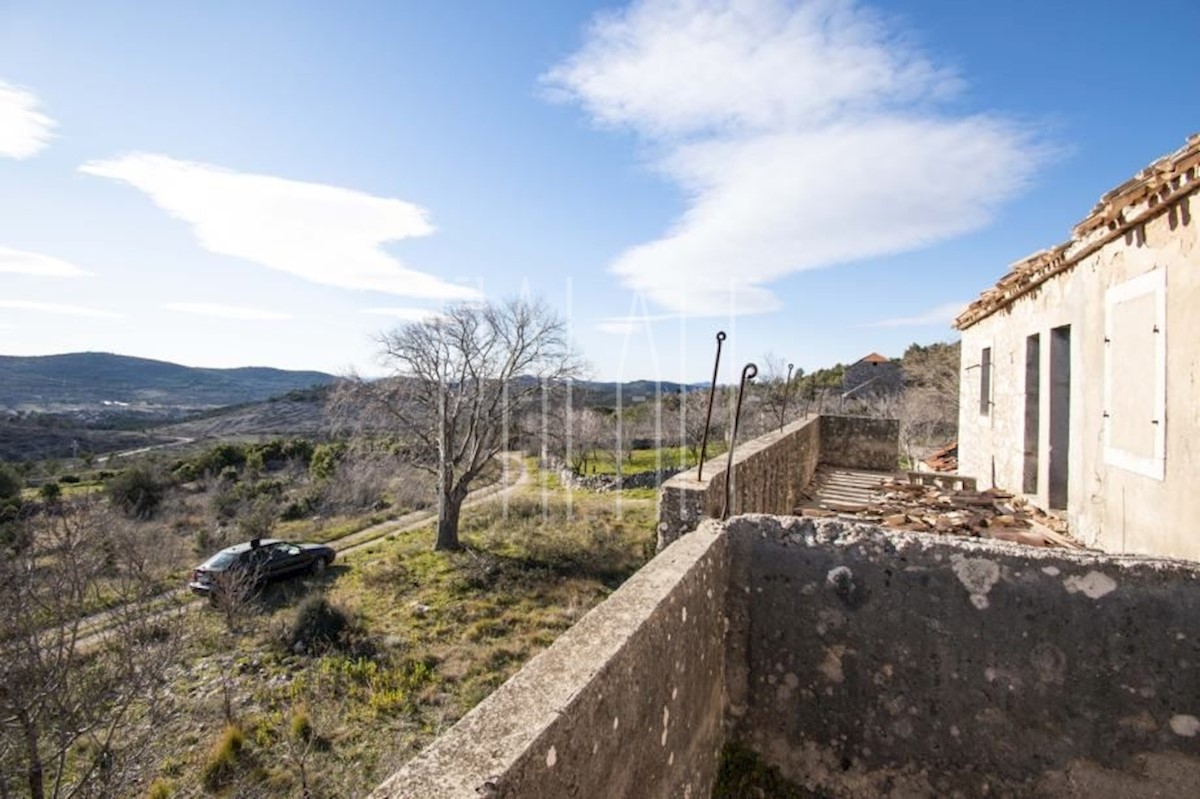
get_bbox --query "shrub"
[106,466,164,519]
[58,473,80,484]
[38,481,62,502]
[290,705,314,743]
[0,463,21,501]
[280,494,317,521]
[147,777,174,799]
[200,724,245,790]
[308,443,345,480]
[288,595,351,655]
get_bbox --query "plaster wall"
[368,523,730,799]
[958,191,1200,560]
[725,515,1200,797]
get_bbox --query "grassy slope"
[143,483,656,798]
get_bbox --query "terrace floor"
[796,465,894,514]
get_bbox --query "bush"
[200,724,245,790]
[106,466,165,519]
[287,595,351,654]
[58,473,80,484]
[290,705,314,743]
[147,777,174,799]
[309,443,345,480]
[38,482,62,502]
[0,463,21,501]
[280,494,317,521]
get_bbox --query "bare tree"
[338,298,584,551]
[0,500,181,799]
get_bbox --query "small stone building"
[841,352,902,396]
[955,133,1200,560]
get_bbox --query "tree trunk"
[434,485,465,551]
[21,711,44,799]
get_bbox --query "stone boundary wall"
[724,515,1200,797]
[558,466,683,492]
[368,524,731,799]
[656,414,899,550]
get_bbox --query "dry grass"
[138,483,656,797]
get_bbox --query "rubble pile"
[799,472,1081,549]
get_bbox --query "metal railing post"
[697,331,725,481]
[722,362,757,519]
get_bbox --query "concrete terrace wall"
[372,514,1200,797]
[818,415,900,472]
[369,523,731,799]
[657,415,821,550]
[656,414,898,550]
[726,515,1200,797]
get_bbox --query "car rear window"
[203,551,238,569]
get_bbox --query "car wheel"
[312,557,328,577]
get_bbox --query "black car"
[188,538,336,596]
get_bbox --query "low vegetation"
[120,482,656,797]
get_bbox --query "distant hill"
[0,352,338,413]
[575,380,707,407]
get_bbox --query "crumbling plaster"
[958,190,1200,560]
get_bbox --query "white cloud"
[595,312,678,335]
[0,300,122,318]
[0,246,92,277]
[865,300,966,328]
[0,80,55,158]
[80,154,480,301]
[544,0,1046,316]
[360,307,445,322]
[165,302,291,320]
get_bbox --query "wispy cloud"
[0,300,122,318]
[0,246,92,277]
[544,0,1047,316]
[165,302,291,320]
[595,312,679,335]
[0,80,55,158]
[359,307,445,322]
[864,300,966,328]
[80,154,480,301]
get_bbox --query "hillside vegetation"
[0,352,336,413]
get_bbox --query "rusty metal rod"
[780,362,794,431]
[722,362,757,519]
[697,330,726,481]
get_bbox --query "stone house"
[841,351,902,396]
[954,133,1200,560]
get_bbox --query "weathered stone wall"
[818,414,899,471]
[657,415,821,550]
[558,466,683,492]
[725,515,1200,797]
[958,184,1200,561]
[842,359,902,395]
[657,414,898,550]
[368,523,731,799]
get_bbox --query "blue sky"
[0,0,1196,382]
